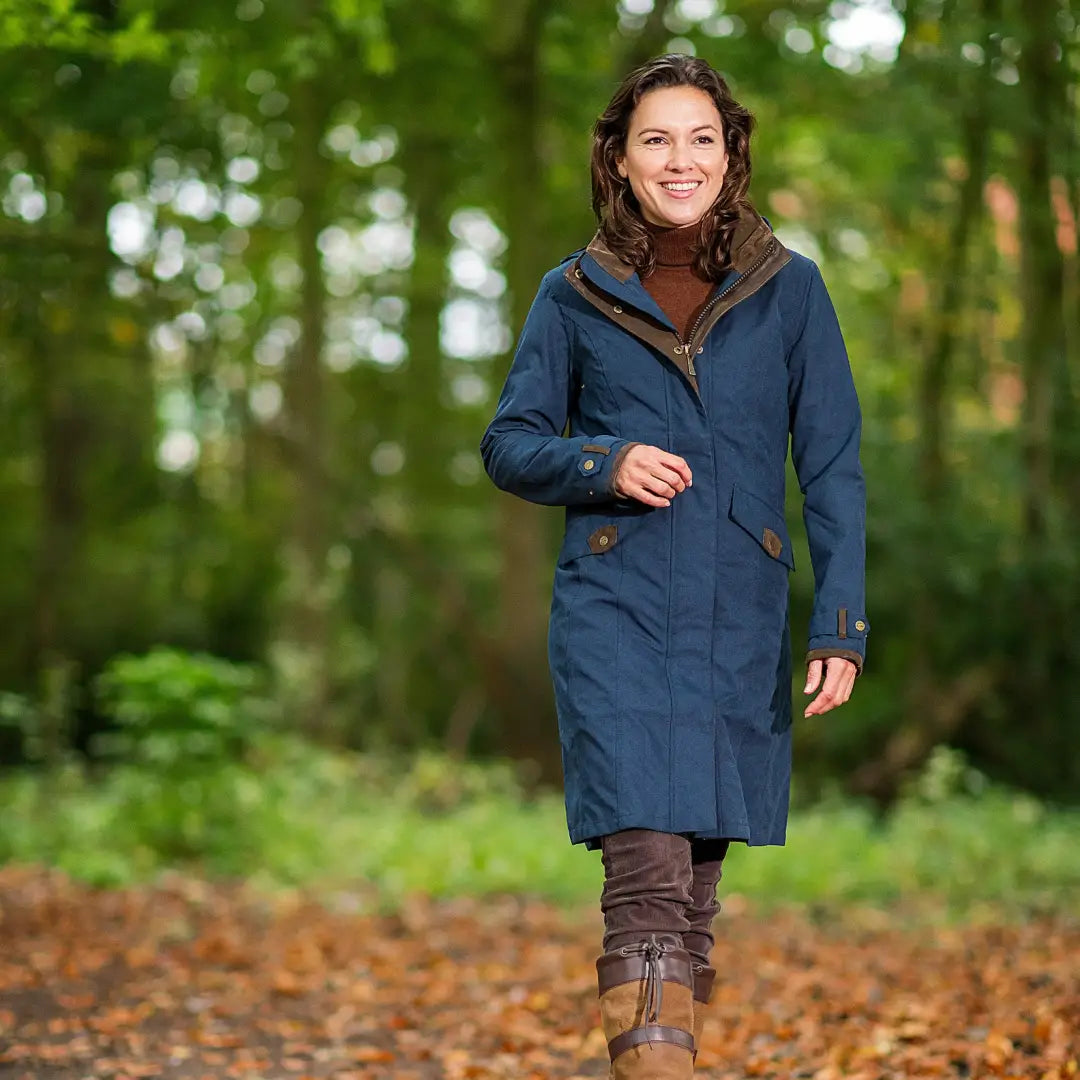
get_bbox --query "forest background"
[0,0,1078,906]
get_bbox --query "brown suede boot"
[596,935,695,1080]
[690,961,716,1063]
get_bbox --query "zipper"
[677,237,778,378]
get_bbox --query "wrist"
[608,441,641,497]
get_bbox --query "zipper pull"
[675,340,696,378]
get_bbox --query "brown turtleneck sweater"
[641,221,715,341]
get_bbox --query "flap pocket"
[557,508,651,565]
[729,485,795,571]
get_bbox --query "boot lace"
[618,936,670,1039]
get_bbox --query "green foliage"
[0,0,93,51]
[57,649,280,865]
[1,747,1077,918]
[0,0,169,56]
[0,691,36,757]
[94,647,273,768]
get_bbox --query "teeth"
[661,182,700,191]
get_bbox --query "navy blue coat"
[481,207,867,849]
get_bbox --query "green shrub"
[76,649,279,866]
[0,691,36,757]
[93,647,274,768]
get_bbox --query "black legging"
[600,829,730,965]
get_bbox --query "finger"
[821,659,847,702]
[627,484,671,508]
[656,453,693,487]
[804,659,823,695]
[651,463,688,492]
[838,660,855,704]
[804,686,838,717]
[804,667,841,716]
[641,476,678,500]
[841,665,858,703]
[808,660,855,716]
[833,660,857,703]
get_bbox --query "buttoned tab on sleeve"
[480,278,632,506]
[787,262,869,671]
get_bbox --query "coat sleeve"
[787,262,869,672]
[480,276,635,506]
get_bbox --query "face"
[616,86,729,228]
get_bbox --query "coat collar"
[581,202,779,288]
[563,203,791,402]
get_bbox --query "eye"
[695,135,715,144]
[644,136,666,145]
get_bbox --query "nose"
[666,139,693,172]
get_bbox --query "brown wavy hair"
[590,54,754,281]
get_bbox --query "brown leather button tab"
[587,525,617,554]
[762,527,783,559]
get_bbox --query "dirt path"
[0,865,1077,1079]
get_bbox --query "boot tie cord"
[619,937,666,1033]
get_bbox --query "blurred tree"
[0,0,1077,809]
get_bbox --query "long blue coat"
[481,206,867,849]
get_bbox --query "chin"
[655,205,705,228]
[645,193,712,228]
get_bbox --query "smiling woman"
[481,53,868,1079]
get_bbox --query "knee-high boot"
[596,934,695,1080]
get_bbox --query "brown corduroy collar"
[584,203,777,283]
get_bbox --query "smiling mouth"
[660,181,702,192]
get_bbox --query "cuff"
[573,437,631,501]
[805,647,864,675]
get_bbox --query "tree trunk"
[283,72,333,738]
[1016,0,1066,545]
[485,0,563,781]
[1012,0,1069,728]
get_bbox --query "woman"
[481,54,867,1079]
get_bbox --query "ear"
[616,157,628,179]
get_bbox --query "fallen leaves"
[0,863,1076,1078]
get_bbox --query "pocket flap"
[558,509,651,564]
[729,485,795,571]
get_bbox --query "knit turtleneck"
[641,220,715,342]
[649,221,698,267]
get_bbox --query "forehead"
[629,86,721,130]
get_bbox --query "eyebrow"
[636,124,719,136]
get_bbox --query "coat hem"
[573,824,788,851]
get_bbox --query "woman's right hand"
[612,444,693,507]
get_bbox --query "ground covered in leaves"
[0,865,1077,1080]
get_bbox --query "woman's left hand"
[802,657,858,717]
